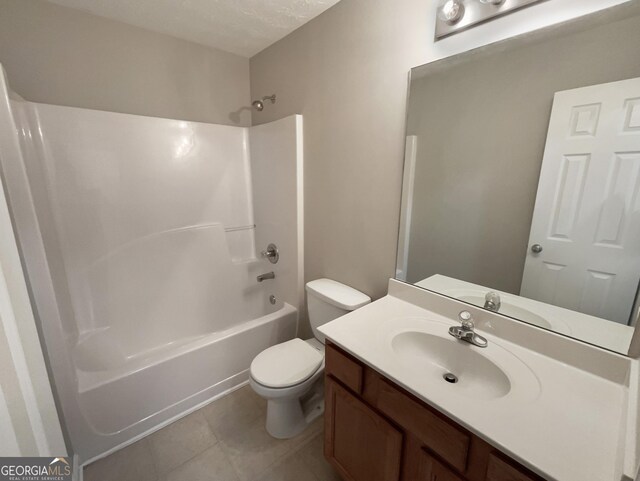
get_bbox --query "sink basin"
[383,317,541,404]
[392,332,511,400]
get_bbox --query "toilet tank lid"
[305,279,371,311]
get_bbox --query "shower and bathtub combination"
[0,66,304,462]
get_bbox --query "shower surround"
[0,67,303,462]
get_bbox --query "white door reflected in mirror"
[521,78,640,326]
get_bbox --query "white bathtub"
[76,304,296,461]
[0,91,304,462]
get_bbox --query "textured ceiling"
[44,0,342,57]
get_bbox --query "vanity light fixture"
[438,0,465,24]
[435,0,545,40]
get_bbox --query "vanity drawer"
[376,379,470,472]
[418,451,465,481]
[486,453,542,481]
[325,343,364,394]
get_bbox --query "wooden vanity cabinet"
[325,378,403,481]
[418,451,465,481]
[324,343,545,481]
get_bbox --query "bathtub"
[76,304,296,462]
[58,221,299,461]
[0,89,304,463]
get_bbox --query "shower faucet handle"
[261,243,279,264]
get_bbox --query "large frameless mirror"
[398,3,640,355]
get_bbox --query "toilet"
[249,278,371,439]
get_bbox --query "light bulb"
[438,0,465,24]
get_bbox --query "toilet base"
[252,376,325,439]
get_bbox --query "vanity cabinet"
[325,379,403,481]
[324,343,545,481]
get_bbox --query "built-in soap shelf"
[224,224,256,233]
[224,223,259,264]
[232,257,263,266]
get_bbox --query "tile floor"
[83,385,341,481]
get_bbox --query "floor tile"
[164,444,239,481]
[218,418,295,481]
[202,385,266,441]
[219,416,321,481]
[244,384,268,410]
[83,439,157,481]
[298,433,342,481]
[148,410,218,474]
[84,385,326,481]
[253,455,319,481]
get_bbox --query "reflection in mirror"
[398,4,640,355]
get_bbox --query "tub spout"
[257,272,275,282]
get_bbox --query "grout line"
[258,428,327,481]
[253,421,324,481]
[148,412,220,477]
[300,432,337,481]
[215,439,255,481]
[160,443,228,481]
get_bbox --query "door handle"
[531,244,543,254]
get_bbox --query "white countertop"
[318,281,637,481]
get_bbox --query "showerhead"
[252,94,276,111]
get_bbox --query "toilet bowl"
[249,278,370,439]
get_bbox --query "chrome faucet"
[448,311,488,348]
[484,291,501,312]
[261,243,279,264]
[257,272,275,282]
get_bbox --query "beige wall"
[250,0,430,311]
[0,0,251,126]
[405,14,640,294]
[250,0,640,334]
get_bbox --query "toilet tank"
[305,279,371,343]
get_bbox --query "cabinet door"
[418,451,465,481]
[325,378,403,481]
[375,377,470,472]
[485,454,542,481]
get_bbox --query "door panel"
[521,77,640,324]
[548,154,589,240]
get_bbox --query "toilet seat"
[250,338,323,388]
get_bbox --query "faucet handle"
[485,291,500,303]
[458,311,474,330]
[261,243,279,264]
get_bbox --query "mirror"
[398,4,640,355]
